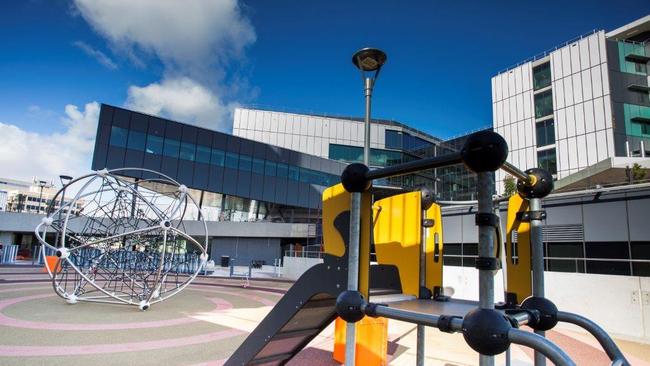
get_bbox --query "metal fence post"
[529,197,546,366]
[416,207,427,366]
[345,192,362,366]
[477,172,495,366]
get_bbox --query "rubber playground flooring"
[0,267,648,366]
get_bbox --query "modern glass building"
[92,104,346,224]
[234,107,488,200]
[492,14,650,194]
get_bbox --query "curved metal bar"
[507,328,576,366]
[556,311,630,366]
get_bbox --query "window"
[329,144,363,163]
[195,145,210,163]
[127,130,146,151]
[641,123,650,135]
[252,158,265,174]
[225,152,238,169]
[385,130,403,149]
[109,126,128,148]
[239,155,252,171]
[276,163,288,178]
[536,119,555,147]
[288,166,300,181]
[179,142,195,161]
[146,135,163,155]
[163,138,180,158]
[546,242,585,273]
[585,242,630,276]
[532,62,551,90]
[537,148,557,175]
[211,149,224,166]
[534,90,553,118]
[265,161,277,176]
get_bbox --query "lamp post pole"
[353,48,386,166]
[347,47,386,366]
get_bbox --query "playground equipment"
[34,168,208,311]
[225,130,629,366]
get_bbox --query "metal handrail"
[443,254,650,264]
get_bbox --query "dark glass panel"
[163,138,180,158]
[109,126,128,148]
[180,142,195,161]
[196,145,211,164]
[146,135,163,155]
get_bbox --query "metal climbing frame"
[336,130,630,366]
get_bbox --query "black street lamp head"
[59,175,73,185]
[352,47,387,72]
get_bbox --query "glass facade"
[385,130,433,151]
[328,144,414,167]
[94,105,347,225]
[536,119,555,147]
[532,62,552,90]
[534,90,554,118]
[537,148,557,175]
[618,41,648,75]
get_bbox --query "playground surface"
[0,266,649,366]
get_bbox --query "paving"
[0,266,648,366]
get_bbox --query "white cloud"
[72,0,255,80]
[125,78,234,132]
[0,102,100,183]
[73,41,118,70]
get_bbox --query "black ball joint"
[521,296,558,331]
[461,131,509,173]
[335,290,366,323]
[420,187,436,210]
[517,168,554,199]
[341,163,372,193]
[462,309,512,355]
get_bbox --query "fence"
[0,245,18,264]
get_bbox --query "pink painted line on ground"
[188,359,226,366]
[190,288,277,306]
[0,328,244,357]
[0,294,232,331]
[0,286,50,294]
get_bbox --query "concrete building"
[492,15,650,194]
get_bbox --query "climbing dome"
[35,168,208,310]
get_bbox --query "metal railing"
[497,29,599,74]
[283,249,324,259]
[442,254,650,275]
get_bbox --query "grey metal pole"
[529,197,546,366]
[508,328,576,366]
[345,192,362,365]
[477,172,495,366]
[556,311,630,365]
[363,78,373,166]
[416,208,427,366]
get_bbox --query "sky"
[0,0,649,184]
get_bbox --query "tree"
[503,175,517,197]
[632,163,646,182]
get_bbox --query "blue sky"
[0,1,649,182]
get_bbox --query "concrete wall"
[443,266,650,342]
[0,211,315,238]
[281,256,323,280]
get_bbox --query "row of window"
[109,126,340,187]
[385,130,433,152]
[444,241,650,277]
[328,143,418,167]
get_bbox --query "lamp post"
[36,180,48,214]
[352,47,387,165]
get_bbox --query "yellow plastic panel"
[505,194,532,304]
[425,203,444,290]
[321,183,372,297]
[373,192,421,297]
